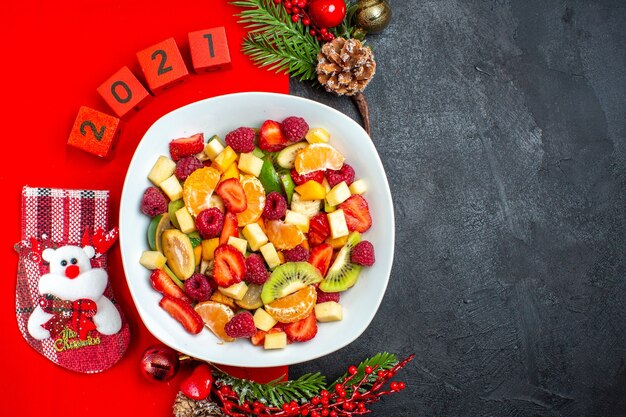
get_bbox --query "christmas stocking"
[14,187,130,373]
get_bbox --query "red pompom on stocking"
[14,187,130,373]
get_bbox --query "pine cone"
[173,392,225,417]
[316,37,376,96]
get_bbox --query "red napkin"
[15,186,130,373]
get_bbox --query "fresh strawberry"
[338,195,372,233]
[308,243,333,277]
[251,330,267,346]
[169,133,204,161]
[213,244,247,287]
[150,269,190,303]
[216,178,248,213]
[180,364,214,401]
[284,312,317,342]
[219,211,239,245]
[290,169,325,186]
[258,120,289,152]
[159,295,204,334]
[308,213,331,245]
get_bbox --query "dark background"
[290,1,626,415]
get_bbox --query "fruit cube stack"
[139,116,376,349]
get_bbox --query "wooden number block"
[188,27,231,73]
[137,37,189,94]
[97,66,151,117]
[67,106,122,158]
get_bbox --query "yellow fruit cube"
[218,282,249,301]
[227,236,249,255]
[325,181,351,207]
[295,180,327,200]
[264,331,287,349]
[212,146,238,172]
[260,242,281,270]
[314,301,343,322]
[325,234,349,249]
[139,251,167,269]
[242,223,269,252]
[194,245,202,267]
[284,210,310,233]
[201,238,220,261]
[204,136,225,160]
[348,179,367,195]
[159,175,183,201]
[175,207,196,234]
[238,152,264,177]
[305,127,330,144]
[327,209,349,239]
[220,162,240,182]
[210,291,237,308]
[148,156,177,186]
[254,308,278,331]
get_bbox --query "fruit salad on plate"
[138,116,376,350]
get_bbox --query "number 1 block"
[188,27,231,73]
[67,106,122,158]
[137,37,189,94]
[97,66,152,118]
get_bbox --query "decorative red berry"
[292,14,300,22]
[351,240,375,266]
[225,127,255,153]
[348,365,358,375]
[303,17,311,25]
[365,365,373,374]
[195,207,225,239]
[263,191,287,220]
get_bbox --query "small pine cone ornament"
[316,37,376,96]
[173,392,225,417]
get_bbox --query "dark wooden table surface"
[290,1,626,415]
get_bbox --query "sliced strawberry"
[213,244,247,287]
[290,169,325,186]
[259,120,289,152]
[159,295,204,334]
[251,330,267,346]
[150,269,190,303]
[284,312,317,342]
[308,243,333,277]
[216,178,247,213]
[338,195,372,233]
[308,213,331,246]
[169,133,205,161]
[219,211,239,246]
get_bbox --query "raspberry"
[284,245,309,262]
[225,127,255,153]
[245,254,270,284]
[316,289,340,303]
[263,192,287,220]
[195,208,224,239]
[174,156,204,181]
[224,311,257,338]
[325,163,355,187]
[140,187,169,217]
[351,240,375,266]
[290,169,325,186]
[281,116,309,142]
[184,273,213,302]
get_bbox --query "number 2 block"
[188,27,231,73]
[97,66,152,118]
[137,37,189,94]
[67,106,121,158]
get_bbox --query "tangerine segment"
[183,167,221,216]
[237,176,266,227]
[194,300,235,342]
[294,143,345,175]
[265,219,305,250]
[264,285,317,323]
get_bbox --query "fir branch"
[328,352,398,392]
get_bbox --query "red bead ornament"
[307,0,346,28]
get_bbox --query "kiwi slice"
[261,262,323,305]
[319,232,362,292]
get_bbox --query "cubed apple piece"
[238,152,264,177]
[260,242,282,270]
[218,282,248,301]
[348,179,367,195]
[212,146,238,172]
[284,210,310,233]
[254,308,278,331]
[327,209,349,239]
[227,236,248,255]
[305,127,330,144]
[314,301,343,322]
[148,156,176,186]
[160,175,183,201]
[204,136,225,160]
[242,223,269,251]
[295,180,327,200]
[175,207,196,234]
[140,251,167,269]
[201,238,220,261]
[264,331,287,349]
[325,181,351,207]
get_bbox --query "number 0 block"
[67,106,122,158]
[188,27,231,73]
[97,66,152,118]
[137,37,189,94]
